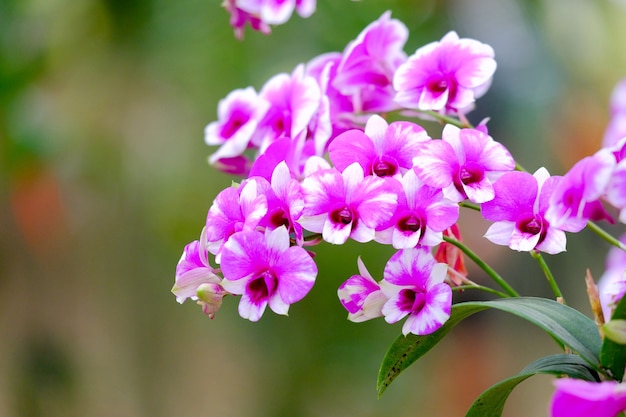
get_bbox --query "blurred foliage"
[1,0,625,416]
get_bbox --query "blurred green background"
[1,1,626,416]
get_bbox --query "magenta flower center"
[220,109,250,139]
[425,73,458,100]
[398,214,422,233]
[248,270,278,304]
[517,214,545,236]
[331,207,354,225]
[371,155,399,177]
[269,207,290,229]
[454,161,485,195]
[398,288,426,313]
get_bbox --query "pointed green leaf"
[600,295,626,380]
[377,297,602,397]
[465,354,598,417]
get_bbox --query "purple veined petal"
[322,216,353,244]
[328,129,376,173]
[271,161,296,201]
[172,268,222,303]
[462,177,495,203]
[390,227,422,249]
[240,181,269,230]
[220,230,266,281]
[381,294,411,324]
[268,291,290,315]
[482,171,537,222]
[412,140,457,188]
[363,114,389,150]
[535,228,567,255]
[301,168,344,216]
[424,200,459,233]
[238,292,268,322]
[455,56,497,89]
[298,213,326,234]
[383,248,435,287]
[425,263,449,289]
[342,162,366,202]
[353,177,399,230]
[352,291,387,322]
[484,221,516,246]
[338,273,380,315]
[357,256,374,280]
[401,282,451,336]
[260,0,296,25]
[418,87,449,111]
[264,226,291,254]
[582,149,616,201]
[275,246,317,304]
[508,226,542,252]
[550,379,626,417]
[349,221,376,243]
[289,65,322,139]
[383,120,430,169]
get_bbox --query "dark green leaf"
[600,295,626,380]
[466,354,599,417]
[377,297,601,397]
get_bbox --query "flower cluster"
[177,8,626,416]
[223,0,316,39]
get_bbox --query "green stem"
[459,201,480,211]
[530,251,565,303]
[420,110,469,128]
[451,284,509,298]
[587,221,626,252]
[443,235,519,297]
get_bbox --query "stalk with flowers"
[173,4,626,416]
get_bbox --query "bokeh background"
[1,0,626,416]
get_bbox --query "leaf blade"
[465,354,598,417]
[377,297,602,397]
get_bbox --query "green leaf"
[377,297,602,397]
[465,354,598,417]
[600,295,626,380]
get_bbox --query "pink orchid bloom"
[380,248,452,336]
[546,149,615,233]
[220,227,317,321]
[482,168,567,254]
[253,65,321,153]
[550,379,626,417]
[172,229,226,318]
[337,257,387,322]
[257,161,305,245]
[328,114,429,179]
[224,0,316,39]
[205,87,269,165]
[375,169,459,249]
[299,162,398,245]
[393,31,496,114]
[333,10,408,114]
[412,124,515,203]
[205,177,269,261]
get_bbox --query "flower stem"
[451,284,510,298]
[443,235,520,297]
[587,221,626,252]
[530,250,565,303]
[421,110,469,128]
